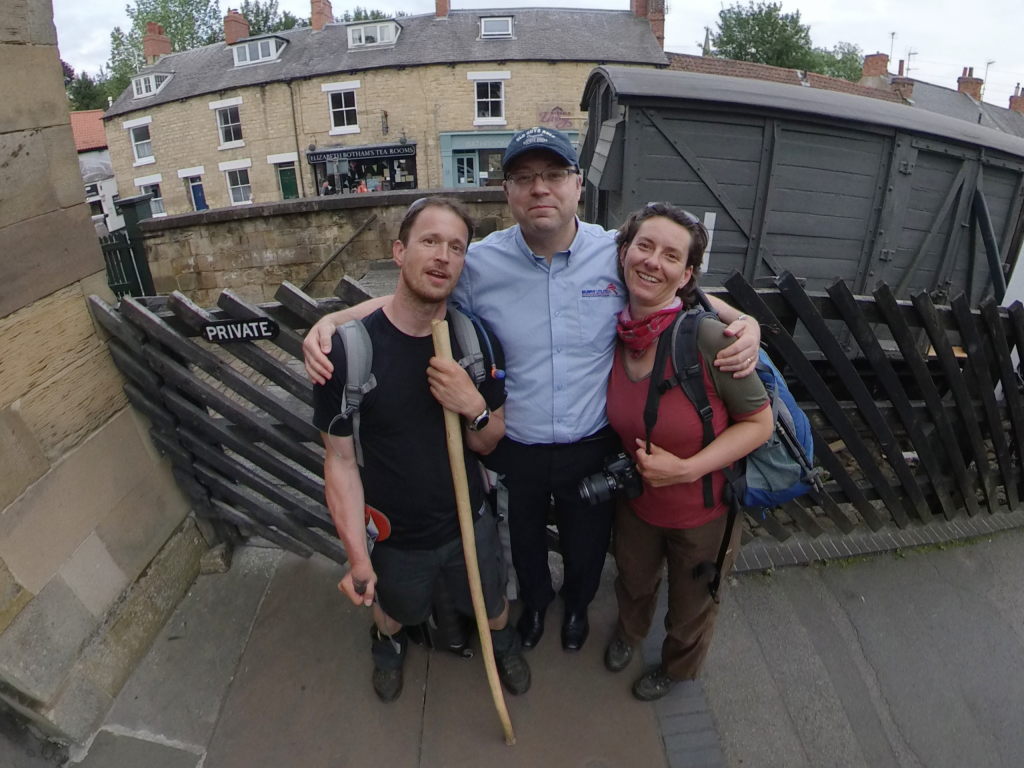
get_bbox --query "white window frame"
[134,173,165,217]
[468,71,510,126]
[347,21,398,48]
[322,81,361,136]
[480,16,513,38]
[131,73,171,99]
[231,37,284,67]
[123,116,155,166]
[219,158,253,206]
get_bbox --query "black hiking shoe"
[632,666,676,702]
[370,627,406,703]
[604,633,634,673]
[496,650,531,695]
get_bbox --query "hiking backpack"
[643,292,821,600]
[333,303,502,466]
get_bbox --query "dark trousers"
[491,430,618,614]
[612,500,742,680]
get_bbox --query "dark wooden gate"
[88,274,1024,561]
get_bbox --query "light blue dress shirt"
[451,219,625,445]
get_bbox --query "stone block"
[0,575,95,704]
[0,408,157,594]
[0,555,32,636]
[0,283,101,408]
[17,345,127,460]
[0,0,58,45]
[0,405,49,510]
[0,43,66,135]
[41,674,113,744]
[96,459,189,582]
[81,521,204,699]
[0,205,104,319]
[0,124,82,230]
[59,532,129,619]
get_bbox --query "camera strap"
[641,325,675,453]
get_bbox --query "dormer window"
[131,73,171,99]
[232,36,284,66]
[347,21,398,48]
[480,16,513,38]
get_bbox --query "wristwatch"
[466,408,490,432]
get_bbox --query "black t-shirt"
[312,308,506,550]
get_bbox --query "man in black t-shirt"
[312,197,530,702]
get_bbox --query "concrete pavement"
[51,522,1024,768]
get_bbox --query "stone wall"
[0,0,199,742]
[139,188,515,306]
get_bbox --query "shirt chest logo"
[581,282,621,298]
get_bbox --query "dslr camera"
[578,451,643,506]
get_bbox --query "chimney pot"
[898,59,905,77]
[311,0,334,31]
[1009,83,1024,114]
[861,52,889,79]
[142,21,172,64]
[957,66,984,101]
[224,8,250,45]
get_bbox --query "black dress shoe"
[561,610,589,652]
[516,605,546,649]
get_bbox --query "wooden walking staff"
[431,319,516,746]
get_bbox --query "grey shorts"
[371,505,507,626]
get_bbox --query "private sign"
[203,319,279,343]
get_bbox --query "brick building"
[103,0,667,216]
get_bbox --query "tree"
[68,72,111,110]
[810,41,863,82]
[712,2,815,70]
[61,59,76,87]
[104,0,223,101]
[125,0,224,50]
[240,0,304,34]
[712,2,863,82]
[338,7,405,22]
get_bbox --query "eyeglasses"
[504,168,578,187]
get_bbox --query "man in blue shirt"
[304,127,761,653]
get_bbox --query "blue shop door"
[454,152,477,187]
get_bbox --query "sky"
[52,0,1024,108]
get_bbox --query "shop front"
[440,130,580,188]
[308,142,417,195]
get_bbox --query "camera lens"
[578,473,614,506]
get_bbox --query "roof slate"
[105,9,667,119]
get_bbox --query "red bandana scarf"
[616,300,683,358]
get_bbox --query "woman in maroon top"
[603,203,772,701]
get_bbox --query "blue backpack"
[643,294,820,599]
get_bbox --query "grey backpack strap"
[336,320,376,467]
[446,304,486,385]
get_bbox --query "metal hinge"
[898,160,915,175]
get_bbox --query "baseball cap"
[501,127,579,171]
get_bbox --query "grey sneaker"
[632,666,676,701]
[604,634,634,673]
[496,650,532,695]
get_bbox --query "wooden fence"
[87,272,1024,564]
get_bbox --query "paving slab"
[703,528,1024,768]
[70,730,199,768]
[99,545,282,751]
